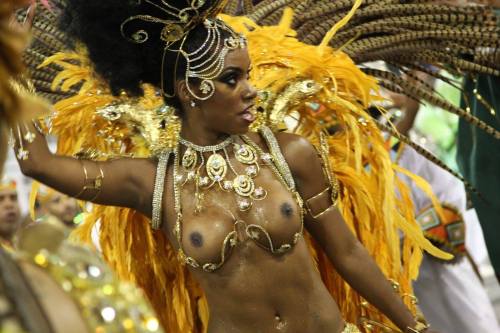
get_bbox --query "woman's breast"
[179,175,303,270]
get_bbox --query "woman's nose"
[243,82,258,101]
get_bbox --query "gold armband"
[306,132,340,219]
[74,160,104,201]
[305,186,338,219]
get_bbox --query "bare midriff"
[196,239,344,333]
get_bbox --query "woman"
[14,0,437,332]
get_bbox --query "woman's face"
[185,47,258,135]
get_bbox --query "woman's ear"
[176,80,190,105]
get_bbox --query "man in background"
[388,79,500,332]
[0,178,21,247]
[439,0,500,284]
[36,186,80,229]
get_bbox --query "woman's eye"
[225,76,237,86]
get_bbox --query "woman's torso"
[160,132,343,333]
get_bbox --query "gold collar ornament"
[177,135,267,213]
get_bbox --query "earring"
[190,100,196,108]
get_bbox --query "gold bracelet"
[74,161,104,201]
[388,279,419,305]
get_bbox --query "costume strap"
[259,126,295,191]
[151,150,172,230]
[317,132,340,203]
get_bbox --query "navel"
[275,311,287,330]
[190,232,204,248]
[280,202,294,218]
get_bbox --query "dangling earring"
[190,100,197,108]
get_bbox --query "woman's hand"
[12,83,53,168]
[12,119,50,171]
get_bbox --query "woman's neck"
[180,119,229,147]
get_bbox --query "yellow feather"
[319,0,363,53]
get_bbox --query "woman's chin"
[222,123,252,136]
[232,125,252,135]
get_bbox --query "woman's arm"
[14,121,157,216]
[278,133,428,333]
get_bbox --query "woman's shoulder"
[253,129,318,176]
[247,129,315,155]
[273,131,316,160]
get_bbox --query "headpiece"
[36,185,57,205]
[120,0,246,100]
[0,178,17,191]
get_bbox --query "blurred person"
[457,75,500,281]
[0,178,21,247]
[36,186,80,228]
[394,141,500,333]
[438,0,500,285]
[389,91,500,333]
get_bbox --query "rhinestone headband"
[120,0,246,100]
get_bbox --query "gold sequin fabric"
[19,224,164,333]
[343,323,362,333]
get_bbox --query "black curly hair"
[60,0,232,109]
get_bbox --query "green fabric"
[415,73,461,170]
[457,74,500,275]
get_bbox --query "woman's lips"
[239,105,256,123]
[241,111,255,123]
